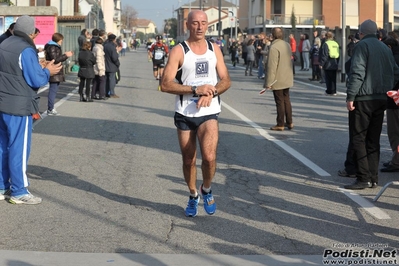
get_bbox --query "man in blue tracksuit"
[0,16,61,204]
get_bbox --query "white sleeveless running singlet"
[174,40,220,117]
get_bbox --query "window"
[30,0,50,6]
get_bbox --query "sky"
[125,0,235,31]
[126,0,399,31]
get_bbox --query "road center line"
[221,85,389,220]
[221,101,330,177]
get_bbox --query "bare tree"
[121,4,138,29]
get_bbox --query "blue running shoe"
[199,185,216,215]
[185,196,199,217]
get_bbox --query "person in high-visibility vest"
[319,31,340,95]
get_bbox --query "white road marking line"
[339,188,391,219]
[222,102,330,177]
[222,98,390,220]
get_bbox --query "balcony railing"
[254,14,325,26]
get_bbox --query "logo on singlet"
[196,61,209,77]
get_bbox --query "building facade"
[175,0,236,41]
[240,0,394,34]
[132,19,156,41]
[9,0,121,34]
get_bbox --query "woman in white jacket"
[92,37,107,100]
[302,33,311,71]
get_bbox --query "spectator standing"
[380,35,399,172]
[245,39,255,76]
[241,38,248,65]
[344,20,399,190]
[346,34,359,58]
[160,10,231,217]
[0,22,15,44]
[289,33,297,75]
[44,32,74,115]
[302,33,311,71]
[0,15,62,204]
[121,40,127,56]
[229,38,239,67]
[309,37,321,81]
[298,33,304,70]
[264,27,294,131]
[256,33,266,79]
[78,41,96,102]
[92,37,107,100]
[90,29,99,51]
[319,30,327,84]
[104,34,120,98]
[261,34,273,78]
[215,37,223,55]
[78,29,90,51]
[320,32,339,95]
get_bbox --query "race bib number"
[154,50,164,60]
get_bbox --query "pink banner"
[34,16,56,46]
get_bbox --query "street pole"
[384,0,389,31]
[229,11,233,41]
[218,0,221,38]
[234,0,237,39]
[96,1,99,29]
[263,0,266,33]
[341,0,346,82]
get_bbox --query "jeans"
[302,51,309,70]
[258,56,264,78]
[245,60,253,74]
[48,82,60,111]
[351,100,386,183]
[106,72,117,96]
[92,75,106,98]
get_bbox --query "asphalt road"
[0,47,398,266]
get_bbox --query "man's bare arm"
[160,46,192,95]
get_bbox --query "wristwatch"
[213,89,218,97]
[191,86,198,95]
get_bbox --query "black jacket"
[388,45,399,109]
[78,50,96,79]
[44,41,68,83]
[104,41,120,73]
[0,30,12,44]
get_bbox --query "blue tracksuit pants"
[0,113,32,197]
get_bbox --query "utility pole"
[263,0,266,33]
[218,0,221,38]
[234,0,238,39]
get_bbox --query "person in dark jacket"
[78,41,96,102]
[380,35,399,172]
[78,29,89,51]
[344,20,399,190]
[90,28,99,51]
[319,32,339,95]
[44,33,73,115]
[104,34,120,98]
[0,22,15,44]
[309,37,321,81]
[0,15,61,204]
